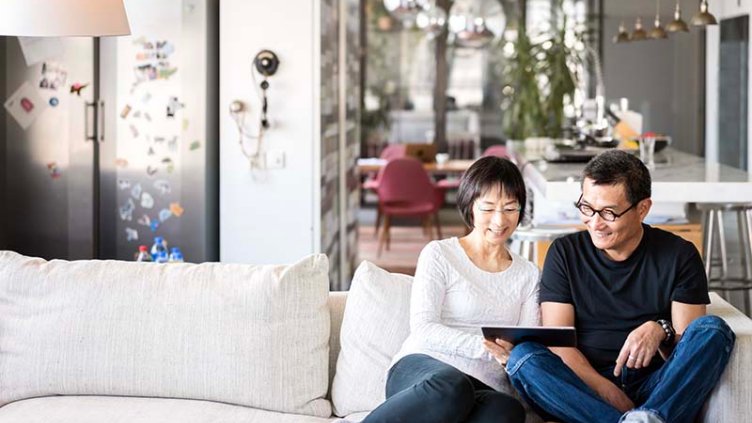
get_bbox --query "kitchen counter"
[513,146,752,203]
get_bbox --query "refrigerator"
[0,0,218,262]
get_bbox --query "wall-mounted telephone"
[229,49,280,169]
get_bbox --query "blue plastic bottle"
[168,247,184,263]
[154,250,169,263]
[150,236,167,258]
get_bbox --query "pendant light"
[383,0,428,26]
[649,0,668,39]
[691,0,718,26]
[631,17,647,41]
[0,0,130,36]
[613,21,630,44]
[416,1,447,38]
[665,0,689,32]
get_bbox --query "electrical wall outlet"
[266,150,285,169]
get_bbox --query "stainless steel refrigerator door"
[98,0,218,262]
[2,37,95,259]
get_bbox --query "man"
[489,150,735,423]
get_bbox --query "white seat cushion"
[0,396,335,423]
[0,251,332,417]
[331,261,412,416]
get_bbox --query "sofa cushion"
[331,261,412,416]
[0,396,336,423]
[0,251,331,417]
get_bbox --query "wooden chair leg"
[384,215,391,251]
[374,208,382,238]
[434,212,442,239]
[377,214,388,257]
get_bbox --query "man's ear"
[639,198,653,220]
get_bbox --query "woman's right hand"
[482,337,514,366]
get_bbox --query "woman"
[363,156,540,423]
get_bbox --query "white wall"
[219,0,319,263]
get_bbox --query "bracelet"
[656,319,675,346]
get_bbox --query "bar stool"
[698,202,752,315]
[511,225,581,265]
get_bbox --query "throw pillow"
[331,261,413,416]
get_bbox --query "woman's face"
[471,185,521,246]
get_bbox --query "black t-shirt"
[539,224,710,368]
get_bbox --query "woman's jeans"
[506,315,736,423]
[362,354,525,423]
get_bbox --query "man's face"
[579,178,651,254]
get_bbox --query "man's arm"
[542,301,635,413]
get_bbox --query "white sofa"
[0,251,749,422]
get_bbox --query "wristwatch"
[656,319,676,346]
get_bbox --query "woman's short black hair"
[456,156,527,228]
[583,149,651,204]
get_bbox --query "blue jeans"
[362,353,525,423]
[506,315,736,423]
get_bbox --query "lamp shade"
[0,0,130,37]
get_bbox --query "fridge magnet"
[144,112,152,122]
[49,97,59,107]
[189,140,201,151]
[115,158,129,168]
[166,96,183,118]
[17,37,63,66]
[159,67,178,80]
[141,92,152,103]
[146,165,158,176]
[125,227,139,242]
[166,163,175,174]
[147,147,155,156]
[46,162,61,179]
[130,183,142,200]
[158,208,173,222]
[141,192,155,209]
[161,157,173,165]
[120,105,132,119]
[119,199,135,221]
[154,136,165,144]
[129,124,139,138]
[168,136,178,153]
[117,178,131,190]
[182,119,189,130]
[137,214,151,227]
[150,220,159,232]
[169,202,184,217]
[153,179,171,195]
[69,82,89,96]
[4,81,46,130]
[132,110,142,119]
[39,62,67,91]
[156,40,175,57]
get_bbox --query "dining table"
[357,158,475,175]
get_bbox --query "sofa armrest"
[700,293,752,421]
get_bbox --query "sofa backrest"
[0,251,333,417]
[327,291,347,397]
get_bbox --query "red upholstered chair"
[376,157,443,256]
[482,144,509,158]
[363,144,408,236]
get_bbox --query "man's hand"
[613,321,665,377]
[595,381,635,413]
[483,338,514,366]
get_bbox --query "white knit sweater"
[391,237,541,393]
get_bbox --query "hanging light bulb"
[416,2,447,38]
[691,0,718,26]
[383,0,428,26]
[448,0,505,49]
[649,0,667,39]
[666,0,689,32]
[631,17,647,41]
[613,21,630,43]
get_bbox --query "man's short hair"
[583,150,651,204]
[456,156,527,228]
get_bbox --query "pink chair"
[375,157,443,256]
[482,144,509,158]
[362,144,407,191]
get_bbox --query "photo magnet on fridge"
[4,81,46,129]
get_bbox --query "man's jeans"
[506,315,735,423]
[362,354,525,423]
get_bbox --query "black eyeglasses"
[574,194,639,222]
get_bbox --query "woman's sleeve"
[517,265,541,327]
[409,242,487,359]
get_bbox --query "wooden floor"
[357,223,467,275]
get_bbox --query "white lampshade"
[0,0,130,37]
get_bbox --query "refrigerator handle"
[97,100,105,143]
[85,102,97,142]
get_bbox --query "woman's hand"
[613,321,665,377]
[482,337,514,366]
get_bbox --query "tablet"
[481,326,577,347]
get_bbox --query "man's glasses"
[574,194,639,222]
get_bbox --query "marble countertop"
[513,146,752,203]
